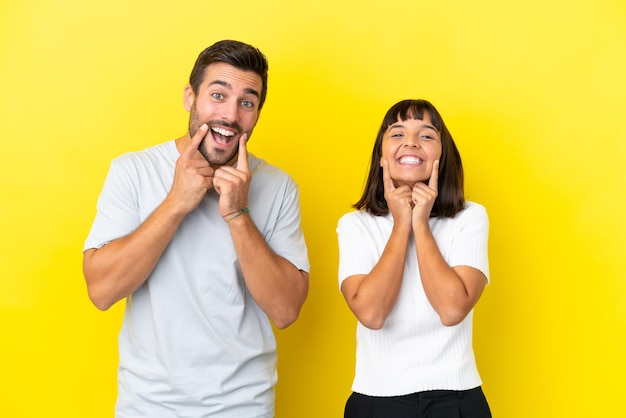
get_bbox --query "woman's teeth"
[398,156,422,165]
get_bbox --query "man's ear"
[183,84,195,112]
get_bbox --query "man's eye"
[241,100,254,108]
[212,93,224,100]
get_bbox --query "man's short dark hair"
[189,40,269,110]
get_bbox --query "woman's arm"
[411,161,487,326]
[340,220,410,330]
[412,222,487,326]
[341,160,415,330]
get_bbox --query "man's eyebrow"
[244,88,260,99]
[209,79,231,89]
[208,80,260,99]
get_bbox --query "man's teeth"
[211,127,235,136]
[398,156,422,164]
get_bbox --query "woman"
[337,99,492,417]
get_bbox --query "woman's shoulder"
[461,200,487,215]
[338,209,391,229]
[463,200,487,215]
[450,200,489,226]
[430,201,488,229]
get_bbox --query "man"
[83,40,309,417]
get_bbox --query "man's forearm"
[83,198,187,310]
[226,213,308,328]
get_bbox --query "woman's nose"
[404,135,421,148]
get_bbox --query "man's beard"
[189,107,245,167]
[198,136,239,167]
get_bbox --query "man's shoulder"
[248,153,292,179]
[112,140,177,166]
[115,140,176,159]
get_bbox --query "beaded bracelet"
[223,207,249,222]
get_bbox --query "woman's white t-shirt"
[337,202,489,396]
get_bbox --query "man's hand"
[213,133,251,218]
[169,124,215,215]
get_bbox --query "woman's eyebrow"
[389,122,438,132]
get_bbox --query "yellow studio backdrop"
[1,0,624,416]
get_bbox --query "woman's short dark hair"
[354,99,465,218]
[189,40,269,110]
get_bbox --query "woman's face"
[380,112,442,188]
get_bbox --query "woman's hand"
[382,159,413,226]
[412,160,439,225]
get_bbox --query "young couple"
[83,39,491,418]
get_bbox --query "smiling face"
[380,111,442,188]
[185,62,263,167]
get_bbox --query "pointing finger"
[382,159,395,193]
[237,133,249,173]
[428,160,439,191]
[184,124,208,158]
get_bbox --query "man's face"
[185,62,263,167]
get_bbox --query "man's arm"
[83,200,187,310]
[213,135,308,328]
[83,125,214,310]
[227,214,309,329]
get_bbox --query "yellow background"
[1,0,625,416]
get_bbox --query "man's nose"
[221,100,239,121]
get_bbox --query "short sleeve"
[446,203,490,283]
[83,157,141,251]
[336,212,387,291]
